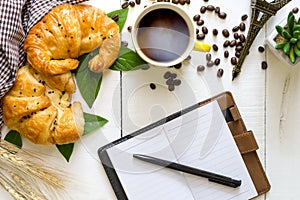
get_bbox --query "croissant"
[24,4,120,75]
[2,65,84,145]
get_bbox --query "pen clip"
[208,177,241,188]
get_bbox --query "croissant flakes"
[2,4,120,145]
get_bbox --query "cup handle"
[193,41,211,52]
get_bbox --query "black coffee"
[137,9,190,63]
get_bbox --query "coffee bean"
[231,57,237,65]
[232,26,240,32]
[207,60,214,67]
[223,40,230,47]
[168,84,175,91]
[203,0,209,2]
[235,52,241,58]
[129,1,135,7]
[258,46,265,53]
[214,58,221,66]
[261,61,268,69]
[200,6,207,14]
[135,0,141,4]
[224,50,229,58]
[196,28,200,34]
[170,73,177,79]
[293,7,299,14]
[179,0,186,5]
[172,0,179,4]
[206,53,212,61]
[186,0,191,4]
[202,26,208,34]
[212,44,219,51]
[127,26,132,32]
[217,68,224,77]
[239,34,246,42]
[150,83,156,90]
[197,33,205,40]
[121,41,128,47]
[193,14,201,21]
[121,2,129,9]
[235,45,243,52]
[241,14,248,21]
[164,71,172,79]
[239,22,246,31]
[111,14,119,22]
[215,6,220,14]
[166,78,174,85]
[206,5,215,11]
[212,28,218,36]
[218,12,227,19]
[197,20,205,26]
[185,55,192,61]
[197,65,205,72]
[234,32,239,39]
[174,63,182,69]
[222,29,230,37]
[230,40,237,47]
[173,79,181,86]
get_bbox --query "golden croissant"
[2,65,84,145]
[24,4,120,75]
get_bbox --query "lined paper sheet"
[106,101,258,200]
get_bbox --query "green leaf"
[83,112,108,136]
[75,48,103,108]
[56,143,74,162]
[288,13,295,33]
[107,8,129,32]
[110,45,148,71]
[276,25,284,36]
[282,30,292,39]
[283,42,291,54]
[275,42,287,49]
[4,130,22,148]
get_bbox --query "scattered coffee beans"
[218,12,227,19]
[230,40,237,47]
[129,1,135,7]
[122,2,129,9]
[193,14,201,21]
[222,29,230,37]
[223,40,230,47]
[217,68,224,77]
[197,20,205,26]
[233,32,239,39]
[121,41,128,46]
[258,46,265,53]
[127,26,132,32]
[239,34,246,42]
[207,60,214,67]
[173,79,181,86]
[212,44,219,51]
[164,71,172,79]
[202,26,208,34]
[168,84,175,91]
[231,57,237,65]
[241,14,248,21]
[261,61,268,69]
[135,0,141,5]
[197,65,205,72]
[215,7,220,14]
[214,58,221,65]
[235,52,241,58]
[200,6,207,14]
[206,53,212,61]
[111,14,119,22]
[212,28,218,36]
[293,7,299,13]
[150,83,156,90]
[206,5,215,11]
[174,63,182,69]
[239,22,246,31]
[197,33,205,40]
[232,26,240,32]
[224,50,229,58]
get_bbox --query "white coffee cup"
[131,2,210,67]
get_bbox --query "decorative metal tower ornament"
[232,0,293,80]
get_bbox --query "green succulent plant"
[275,11,300,64]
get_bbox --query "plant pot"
[265,18,300,67]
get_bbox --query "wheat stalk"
[0,140,68,199]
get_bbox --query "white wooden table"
[1,0,299,199]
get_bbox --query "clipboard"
[98,91,270,199]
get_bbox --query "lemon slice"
[194,41,211,52]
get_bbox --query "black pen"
[133,154,242,188]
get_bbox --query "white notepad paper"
[106,101,258,200]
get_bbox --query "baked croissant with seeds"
[2,65,84,145]
[24,4,120,75]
